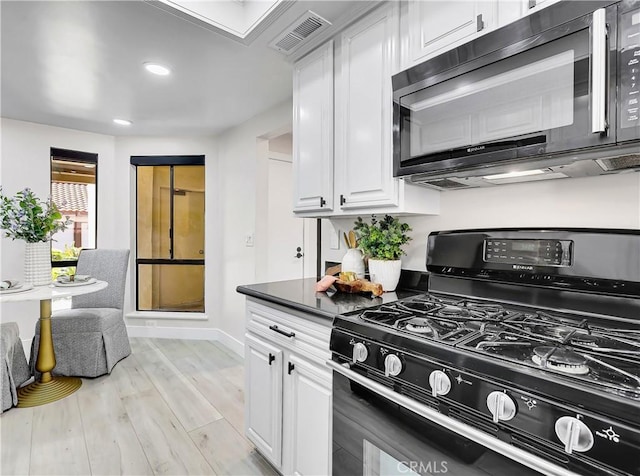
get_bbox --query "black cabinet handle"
[268,353,275,366]
[320,196,326,207]
[269,325,296,338]
[340,194,346,206]
[288,362,295,375]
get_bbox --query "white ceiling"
[1,0,376,137]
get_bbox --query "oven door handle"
[327,360,582,476]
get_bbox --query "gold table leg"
[17,299,82,407]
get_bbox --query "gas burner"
[401,317,461,338]
[461,301,505,314]
[532,346,590,375]
[404,318,437,336]
[435,305,491,320]
[570,333,600,347]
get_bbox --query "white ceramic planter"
[24,241,51,286]
[341,248,365,279]
[368,259,401,292]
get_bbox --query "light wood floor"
[0,338,279,476]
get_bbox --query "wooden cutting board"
[334,279,383,297]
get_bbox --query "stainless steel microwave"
[392,0,640,189]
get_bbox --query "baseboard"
[126,325,244,357]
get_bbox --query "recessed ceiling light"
[144,62,171,76]
[113,118,132,126]
[483,169,545,180]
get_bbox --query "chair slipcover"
[31,249,131,378]
[1,322,30,412]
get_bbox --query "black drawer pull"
[288,362,295,375]
[268,353,275,366]
[269,325,295,338]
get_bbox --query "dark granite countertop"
[236,273,428,320]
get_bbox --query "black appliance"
[330,228,640,476]
[392,0,640,189]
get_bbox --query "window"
[50,148,98,277]
[132,155,205,312]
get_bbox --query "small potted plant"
[0,187,69,285]
[353,214,412,292]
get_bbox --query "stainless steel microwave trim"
[327,359,583,476]
[591,8,609,134]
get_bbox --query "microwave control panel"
[621,8,640,128]
[483,239,573,267]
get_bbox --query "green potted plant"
[0,187,69,285]
[353,214,412,292]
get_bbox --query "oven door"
[393,4,617,177]
[330,361,582,476]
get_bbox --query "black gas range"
[329,229,640,476]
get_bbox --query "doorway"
[256,131,316,283]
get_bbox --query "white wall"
[0,118,117,350]
[216,99,293,345]
[324,173,640,271]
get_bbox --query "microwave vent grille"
[269,11,331,55]
[595,154,640,171]
[412,178,472,190]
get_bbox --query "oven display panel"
[483,239,572,266]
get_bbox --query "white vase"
[24,241,51,286]
[341,248,365,279]
[368,259,401,292]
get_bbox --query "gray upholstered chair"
[1,322,31,412]
[31,249,131,378]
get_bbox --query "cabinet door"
[293,41,334,213]
[244,333,283,469]
[283,354,332,476]
[408,1,495,62]
[336,4,399,210]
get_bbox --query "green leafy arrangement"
[0,187,69,243]
[353,215,412,261]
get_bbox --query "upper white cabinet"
[293,3,440,218]
[293,41,334,213]
[406,0,497,66]
[335,4,399,210]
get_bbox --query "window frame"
[50,147,98,268]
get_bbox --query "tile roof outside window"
[52,182,88,213]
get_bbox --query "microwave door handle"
[591,8,608,134]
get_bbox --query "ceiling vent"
[269,11,331,55]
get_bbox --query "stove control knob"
[555,416,594,454]
[486,391,517,423]
[352,342,368,363]
[428,370,451,398]
[384,354,403,377]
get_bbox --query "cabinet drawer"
[246,300,331,364]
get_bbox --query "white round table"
[0,280,108,407]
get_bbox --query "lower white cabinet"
[244,299,332,475]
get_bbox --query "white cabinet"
[406,0,497,66]
[244,299,332,475]
[283,354,332,476]
[293,41,334,213]
[293,4,440,218]
[335,3,398,210]
[245,333,283,467]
